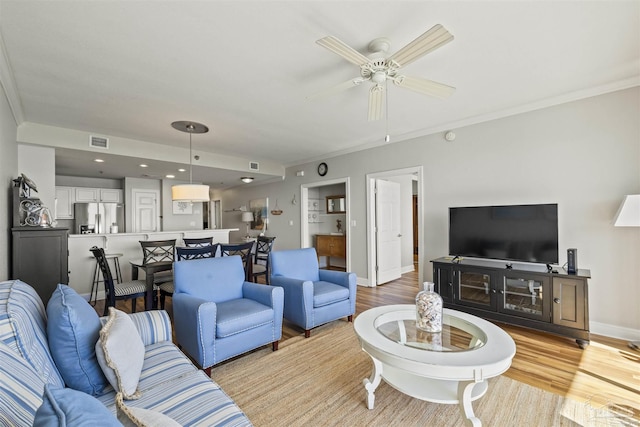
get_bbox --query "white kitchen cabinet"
[75,187,123,203]
[99,188,122,203]
[75,187,99,203]
[54,186,74,219]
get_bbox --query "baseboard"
[401,264,415,274]
[356,276,373,287]
[78,290,105,302]
[590,321,640,341]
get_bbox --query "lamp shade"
[241,212,254,223]
[171,184,210,202]
[613,194,640,227]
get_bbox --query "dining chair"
[156,245,219,310]
[90,246,147,315]
[183,237,214,248]
[139,239,176,286]
[252,236,276,285]
[220,242,254,281]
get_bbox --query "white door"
[375,179,402,284]
[132,190,159,233]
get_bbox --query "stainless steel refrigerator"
[74,203,124,234]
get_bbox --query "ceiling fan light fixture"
[171,120,210,202]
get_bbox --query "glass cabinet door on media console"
[433,264,454,303]
[497,272,551,322]
[453,266,497,311]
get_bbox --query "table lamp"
[242,211,254,239]
[613,194,640,350]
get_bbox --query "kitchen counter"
[68,229,238,298]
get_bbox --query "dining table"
[130,259,173,310]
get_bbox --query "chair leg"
[272,341,279,351]
[160,293,165,310]
[204,367,212,377]
[131,298,136,313]
[103,303,109,317]
[305,329,311,338]
[348,315,353,322]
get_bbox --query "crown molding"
[0,23,24,125]
[286,76,640,168]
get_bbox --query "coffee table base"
[363,356,488,427]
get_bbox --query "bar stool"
[89,253,123,306]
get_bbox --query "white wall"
[0,82,17,280]
[221,87,640,339]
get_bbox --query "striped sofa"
[0,280,252,426]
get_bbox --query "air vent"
[89,135,109,149]
[249,161,259,171]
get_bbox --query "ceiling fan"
[310,24,455,121]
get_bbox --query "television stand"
[431,257,590,348]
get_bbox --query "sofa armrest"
[173,293,217,370]
[126,310,172,346]
[270,276,314,328]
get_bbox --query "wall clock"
[317,162,328,176]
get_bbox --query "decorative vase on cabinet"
[416,282,443,333]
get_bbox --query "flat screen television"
[449,203,558,264]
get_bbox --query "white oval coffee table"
[354,304,516,427]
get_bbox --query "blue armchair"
[173,256,284,375]
[270,248,356,337]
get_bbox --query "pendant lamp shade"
[171,121,210,202]
[172,184,210,202]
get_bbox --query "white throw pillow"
[95,308,145,399]
[116,393,182,427]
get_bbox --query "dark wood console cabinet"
[11,227,69,305]
[432,257,590,348]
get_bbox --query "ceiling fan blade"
[307,77,367,101]
[316,36,371,67]
[368,85,384,121]
[394,76,455,99]
[387,24,454,69]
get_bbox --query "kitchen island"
[68,229,238,300]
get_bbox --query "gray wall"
[0,83,17,280]
[220,87,640,339]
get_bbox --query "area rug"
[211,321,629,426]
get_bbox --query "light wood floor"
[94,268,640,417]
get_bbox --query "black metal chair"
[90,246,147,315]
[183,237,214,248]
[220,242,254,281]
[252,236,276,284]
[156,245,219,310]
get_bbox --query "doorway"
[366,166,423,286]
[300,177,351,272]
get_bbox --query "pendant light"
[171,121,210,202]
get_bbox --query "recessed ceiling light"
[166,174,175,179]
[139,164,148,168]
[178,168,186,172]
[94,159,104,163]
[240,177,254,183]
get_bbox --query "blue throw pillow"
[46,285,108,395]
[34,384,121,427]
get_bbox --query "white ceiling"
[1,1,639,187]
